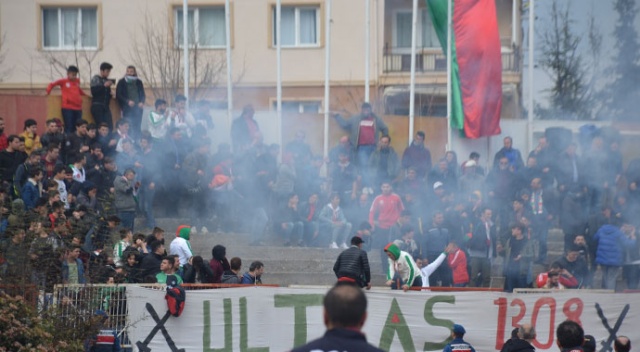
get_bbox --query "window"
[272,6,320,47]
[42,7,98,49]
[393,9,439,49]
[272,100,322,114]
[176,7,226,48]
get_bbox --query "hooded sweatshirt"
[169,225,193,266]
[384,243,420,286]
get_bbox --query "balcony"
[382,49,520,73]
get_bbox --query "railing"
[383,50,519,73]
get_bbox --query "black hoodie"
[503,339,535,352]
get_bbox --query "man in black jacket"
[502,324,536,352]
[333,236,371,289]
[140,241,164,280]
[115,66,146,137]
[90,62,114,130]
[291,284,384,352]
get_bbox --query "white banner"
[126,286,638,352]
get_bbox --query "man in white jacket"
[383,242,422,291]
[420,243,454,288]
[169,225,193,266]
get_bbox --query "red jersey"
[0,134,7,152]
[369,193,404,229]
[448,249,469,285]
[46,78,86,110]
[358,117,376,145]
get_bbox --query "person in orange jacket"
[46,65,87,133]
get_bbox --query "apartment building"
[0,0,521,148]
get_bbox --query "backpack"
[165,275,186,317]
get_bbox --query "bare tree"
[127,9,240,105]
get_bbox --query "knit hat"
[176,225,191,240]
[583,335,596,352]
[384,243,400,260]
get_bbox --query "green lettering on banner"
[203,299,233,352]
[274,294,324,348]
[379,298,416,352]
[240,297,269,352]
[423,295,455,351]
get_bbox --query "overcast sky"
[525,0,640,111]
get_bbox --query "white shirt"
[169,237,193,266]
[421,253,447,288]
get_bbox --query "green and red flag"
[426,0,503,138]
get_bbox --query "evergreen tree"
[607,0,640,120]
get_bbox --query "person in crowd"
[555,320,584,351]
[0,117,6,151]
[147,99,168,141]
[595,221,637,290]
[291,284,384,352]
[46,65,86,134]
[184,255,215,284]
[209,244,231,283]
[183,139,210,234]
[21,167,43,210]
[468,207,496,287]
[66,119,90,161]
[156,256,182,284]
[536,261,578,289]
[331,152,358,208]
[277,193,304,247]
[420,243,453,288]
[383,242,421,291]
[493,136,524,171]
[19,119,41,155]
[334,102,388,170]
[241,260,264,285]
[333,236,371,289]
[614,336,631,352]
[0,229,29,284]
[423,211,452,286]
[558,245,590,288]
[319,193,352,249]
[231,104,260,153]
[467,152,486,176]
[443,324,476,352]
[90,62,114,129]
[447,242,469,287]
[369,182,404,273]
[328,136,355,173]
[62,245,86,285]
[428,159,458,195]
[502,223,535,292]
[193,100,214,130]
[113,168,139,231]
[112,229,132,268]
[140,241,164,278]
[169,225,193,267]
[165,95,196,138]
[115,65,146,137]
[393,224,419,259]
[221,257,242,284]
[0,135,27,184]
[299,193,320,247]
[368,135,400,187]
[401,131,431,179]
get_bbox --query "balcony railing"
[382,49,519,73]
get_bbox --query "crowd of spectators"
[0,62,639,295]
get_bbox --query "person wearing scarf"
[115,65,146,137]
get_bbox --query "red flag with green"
[426,0,502,138]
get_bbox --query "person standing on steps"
[333,236,371,289]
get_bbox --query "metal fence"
[383,51,519,73]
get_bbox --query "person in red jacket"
[447,242,469,287]
[369,182,404,274]
[46,65,87,133]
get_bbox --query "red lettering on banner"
[531,298,556,350]
[511,299,526,327]
[494,297,507,350]
[562,298,584,326]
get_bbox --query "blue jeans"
[601,265,620,290]
[61,109,82,134]
[119,211,135,231]
[282,221,304,244]
[139,187,156,228]
[357,144,376,187]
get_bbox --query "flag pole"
[409,0,418,145]
[276,0,282,154]
[324,0,332,158]
[446,0,452,152]
[364,0,370,102]
[527,0,535,152]
[225,0,233,127]
[183,0,189,109]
